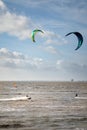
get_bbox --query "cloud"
[50,0,87,25]
[0,0,34,40]
[0,48,44,69]
[0,48,87,81]
[0,12,32,40]
[0,0,6,10]
[0,0,68,45]
[0,48,25,59]
[44,46,57,54]
[43,30,67,45]
[0,0,66,46]
[18,0,87,25]
[57,60,63,65]
[56,59,87,80]
[4,0,87,26]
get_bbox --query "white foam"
[75,97,87,99]
[0,96,30,101]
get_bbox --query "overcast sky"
[0,0,87,81]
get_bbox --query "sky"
[0,0,87,81]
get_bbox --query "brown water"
[0,81,87,130]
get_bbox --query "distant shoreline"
[0,80,87,82]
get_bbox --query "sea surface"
[0,81,87,130]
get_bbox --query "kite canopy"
[31,29,44,42]
[65,32,83,50]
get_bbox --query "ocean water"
[0,81,87,130]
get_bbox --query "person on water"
[26,95,31,100]
[75,93,78,97]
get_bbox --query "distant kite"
[31,29,44,42]
[65,32,83,50]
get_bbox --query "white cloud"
[0,0,34,40]
[56,59,87,79]
[44,46,57,54]
[0,48,87,81]
[4,0,87,26]
[57,60,63,65]
[43,31,67,45]
[50,0,87,25]
[0,48,25,59]
[0,0,68,44]
[0,0,6,10]
[21,0,87,26]
[0,11,33,39]
[0,48,44,69]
